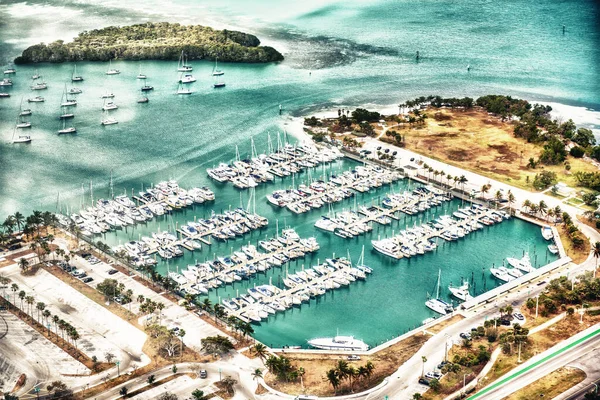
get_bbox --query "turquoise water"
[0,0,594,345]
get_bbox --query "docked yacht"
[308,335,369,351]
[548,244,559,254]
[506,253,535,273]
[490,266,515,283]
[541,226,554,241]
[448,280,473,302]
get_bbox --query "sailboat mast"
[436,269,441,299]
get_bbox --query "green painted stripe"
[467,327,600,400]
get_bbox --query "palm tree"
[19,257,29,273]
[446,174,452,188]
[42,309,51,330]
[507,190,515,215]
[421,356,427,378]
[52,315,60,337]
[252,343,268,363]
[11,283,19,305]
[522,199,532,214]
[251,368,263,381]
[18,290,26,310]
[481,184,490,200]
[36,302,46,322]
[494,190,503,208]
[326,369,340,394]
[201,298,212,313]
[593,242,600,277]
[365,361,375,382]
[2,216,16,234]
[178,328,186,358]
[25,295,35,320]
[13,212,24,232]
[156,302,165,325]
[538,200,548,220]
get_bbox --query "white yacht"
[548,244,559,254]
[212,57,224,76]
[541,226,554,241]
[101,110,118,126]
[490,266,514,283]
[308,335,369,351]
[314,216,338,232]
[58,118,77,134]
[71,64,84,82]
[371,239,402,259]
[179,73,196,83]
[28,96,45,102]
[448,280,473,302]
[106,59,120,75]
[102,100,118,111]
[506,253,535,273]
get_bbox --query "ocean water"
[0,0,593,344]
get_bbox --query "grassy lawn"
[378,108,597,191]
[504,366,586,400]
[557,224,590,264]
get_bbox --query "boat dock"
[221,257,370,323]
[172,230,320,295]
[267,164,403,214]
[371,205,510,260]
[316,185,453,238]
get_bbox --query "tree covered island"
[14,22,284,64]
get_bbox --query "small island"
[14,22,284,64]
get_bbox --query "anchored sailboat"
[426,269,454,315]
[106,59,120,75]
[177,50,192,72]
[212,57,224,76]
[72,64,84,82]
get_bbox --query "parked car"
[425,371,442,380]
[347,355,361,361]
[418,377,431,386]
[513,312,524,321]
[108,269,118,275]
[437,361,450,370]
[82,277,94,283]
[500,318,511,326]
[200,370,207,379]
[459,332,471,340]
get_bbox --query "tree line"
[15,22,284,64]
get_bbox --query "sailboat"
[101,110,118,126]
[102,98,118,111]
[179,73,196,83]
[176,83,193,95]
[71,64,84,82]
[58,118,77,134]
[68,86,82,94]
[30,75,47,90]
[426,269,454,315]
[16,100,32,128]
[106,59,120,75]
[177,51,192,72]
[61,84,77,107]
[32,69,40,80]
[140,78,154,91]
[101,90,115,99]
[11,110,31,144]
[137,88,149,103]
[212,57,224,76]
[213,74,226,88]
[59,105,74,120]
[137,64,147,79]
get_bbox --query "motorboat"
[548,244,559,254]
[308,335,369,351]
[448,280,473,302]
[506,253,535,273]
[541,226,554,241]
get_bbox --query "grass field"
[380,108,597,191]
[504,366,586,400]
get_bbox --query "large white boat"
[548,244,559,254]
[490,266,514,283]
[371,238,402,259]
[448,280,473,302]
[314,216,338,232]
[541,226,554,241]
[506,253,535,273]
[308,335,369,351]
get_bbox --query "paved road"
[466,324,600,399]
[556,347,600,400]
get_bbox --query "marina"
[207,138,344,189]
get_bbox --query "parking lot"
[67,254,228,349]
[4,263,150,372]
[0,311,86,394]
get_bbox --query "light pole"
[535,295,539,319]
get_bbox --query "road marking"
[467,327,600,400]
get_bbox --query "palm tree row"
[521,200,561,223]
[1,210,58,238]
[2,278,80,349]
[325,359,375,394]
[264,354,305,382]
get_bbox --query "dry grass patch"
[383,108,597,190]
[266,332,430,396]
[505,366,586,400]
[427,315,464,334]
[557,224,590,264]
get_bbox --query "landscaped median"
[467,325,600,399]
